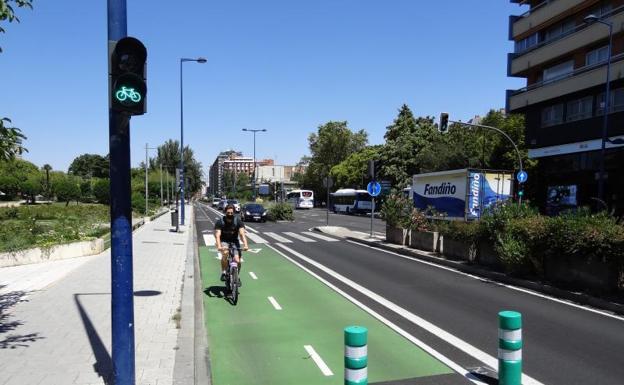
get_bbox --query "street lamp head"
[584,14,599,24]
[261,129,267,132]
[242,128,248,132]
[197,57,207,63]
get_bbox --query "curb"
[346,236,624,316]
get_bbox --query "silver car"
[226,199,241,213]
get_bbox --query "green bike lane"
[199,244,460,385]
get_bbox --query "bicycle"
[222,243,241,305]
[115,86,142,103]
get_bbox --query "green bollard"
[498,311,522,385]
[344,326,368,385]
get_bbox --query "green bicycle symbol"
[115,86,142,103]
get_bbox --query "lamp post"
[179,57,207,225]
[144,143,157,217]
[242,128,267,201]
[584,14,613,208]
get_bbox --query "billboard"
[467,171,513,220]
[258,184,270,196]
[413,171,467,218]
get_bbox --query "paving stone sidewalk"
[0,206,194,385]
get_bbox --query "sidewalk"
[0,206,196,385]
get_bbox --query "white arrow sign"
[246,248,262,254]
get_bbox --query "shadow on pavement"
[74,293,112,385]
[204,285,238,306]
[0,286,44,349]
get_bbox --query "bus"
[330,189,372,214]
[286,189,314,209]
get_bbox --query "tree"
[0,117,27,161]
[0,158,38,199]
[302,121,368,199]
[151,139,204,197]
[92,178,110,205]
[52,176,81,206]
[0,0,33,53]
[380,104,438,188]
[20,172,42,204]
[331,146,382,188]
[42,164,52,198]
[68,154,109,178]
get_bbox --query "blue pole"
[107,1,135,384]
[179,59,185,225]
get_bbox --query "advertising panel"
[468,172,513,219]
[412,171,467,219]
[258,184,270,196]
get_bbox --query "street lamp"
[242,128,267,201]
[144,143,158,217]
[179,57,207,225]
[584,14,613,208]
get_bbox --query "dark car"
[241,203,267,222]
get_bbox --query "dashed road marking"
[304,345,334,376]
[284,232,316,242]
[268,296,282,310]
[203,234,215,246]
[249,272,258,280]
[303,232,339,242]
[246,233,269,244]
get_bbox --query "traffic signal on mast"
[110,37,147,115]
[439,112,449,133]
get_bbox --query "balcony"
[508,54,624,111]
[511,0,586,39]
[510,7,624,76]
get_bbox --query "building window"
[586,46,609,66]
[587,2,612,19]
[544,19,576,42]
[543,60,574,82]
[566,96,593,122]
[542,104,564,127]
[597,88,624,114]
[515,32,539,53]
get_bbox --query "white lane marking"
[264,232,292,243]
[349,240,624,322]
[272,243,542,385]
[284,232,316,242]
[268,296,282,310]
[201,229,211,234]
[245,225,258,233]
[203,234,215,246]
[249,272,258,280]
[304,345,334,376]
[246,232,269,244]
[246,248,262,254]
[303,232,339,242]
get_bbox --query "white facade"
[256,165,285,182]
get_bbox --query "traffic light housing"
[110,37,147,115]
[439,112,449,133]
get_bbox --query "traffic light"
[439,112,449,133]
[110,37,147,115]
[518,188,524,197]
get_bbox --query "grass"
[0,203,111,253]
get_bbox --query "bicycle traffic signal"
[110,37,147,115]
[439,112,449,133]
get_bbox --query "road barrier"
[498,310,522,385]
[344,325,368,385]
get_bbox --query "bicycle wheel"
[230,266,239,305]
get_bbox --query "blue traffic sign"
[367,181,381,197]
[517,170,528,183]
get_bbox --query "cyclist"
[214,204,249,285]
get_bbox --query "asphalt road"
[195,201,624,385]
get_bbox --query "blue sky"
[1,0,528,175]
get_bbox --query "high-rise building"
[208,150,241,197]
[507,0,624,214]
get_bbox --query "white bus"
[330,189,372,214]
[286,189,314,209]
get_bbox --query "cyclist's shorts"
[221,241,241,257]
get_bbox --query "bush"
[268,203,294,221]
[93,178,110,204]
[380,194,412,228]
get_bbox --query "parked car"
[226,199,241,213]
[211,198,221,207]
[241,203,267,222]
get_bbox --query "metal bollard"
[498,311,522,385]
[344,326,368,385]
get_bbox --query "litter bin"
[171,210,178,227]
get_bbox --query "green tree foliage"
[68,153,109,178]
[20,172,42,203]
[330,145,382,188]
[0,117,27,162]
[52,175,81,206]
[0,0,33,53]
[222,170,252,200]
[92,178,110,205]
[0,158,38,199]
[302,121,368,198]
[42,164,52,198]
[380,105,438,188]
[150,139,204,197]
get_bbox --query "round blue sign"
[517,170,528,183]
[367,181,381,197]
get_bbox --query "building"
[507,0,624,214]
[208,150,241,197]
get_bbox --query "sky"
[1,0,528,177]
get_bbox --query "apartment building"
[507,0,624,214]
